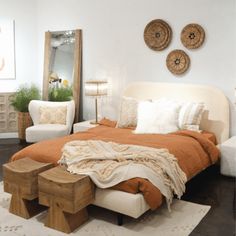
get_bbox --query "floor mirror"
[42,29,82,123]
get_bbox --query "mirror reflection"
[49,30,75,89]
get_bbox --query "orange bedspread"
[11,122,219,210]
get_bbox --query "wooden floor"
[0,138,235,236]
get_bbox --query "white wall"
[1,0,236,136]
[0,0,39,92]
[36,0,236,136]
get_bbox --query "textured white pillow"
[39,106,67,125]
[178,102,205,131]
[116,96,138,128]
[134,100,181,134]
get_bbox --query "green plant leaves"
[10,84,41,112]
[48,86,73,101]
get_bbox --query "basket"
[17,112,32,140]
[166,49,190,75]
[144,19,172,51]
[181,23,205,49]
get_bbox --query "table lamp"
[85,80,108,124]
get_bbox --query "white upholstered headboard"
[123,82,229,144]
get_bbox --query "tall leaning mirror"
[42,29,82,123]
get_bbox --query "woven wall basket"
[144,19,172,51]
[166,49,190,75]
[181,23,205,49]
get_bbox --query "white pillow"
[116,96,138,128]
[178,102,205,131]
[134,100,181,134]
[39,106,67,125]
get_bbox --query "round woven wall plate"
[144,19,172,51]
[166,49,190,75]
[181,23,205,49]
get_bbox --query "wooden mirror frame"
[42,29,82,123]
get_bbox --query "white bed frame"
[93,82,230,222]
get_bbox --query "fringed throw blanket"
[58,140,187,209]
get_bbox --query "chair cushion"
[26,124,68,142]
[93,188,150,218]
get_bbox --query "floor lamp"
[85,80,108,124]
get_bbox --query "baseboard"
[0,132,18,139]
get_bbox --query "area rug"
[0,182,210,236]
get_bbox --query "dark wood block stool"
[38,166,95,234]
[3,157,53,219]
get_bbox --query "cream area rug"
[0,182,210,236]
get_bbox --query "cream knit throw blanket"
[59,140,187,209]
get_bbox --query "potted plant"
[11,84,41,141]
[48,86,73,101]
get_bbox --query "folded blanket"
[59,140,187,210]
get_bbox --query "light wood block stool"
[3,157,53,219]
[38,166,95,233]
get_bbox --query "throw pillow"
[134,100,181,134]
[39,106,67,125]
[116,96,138,128]
[178,102,205,131]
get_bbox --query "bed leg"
[117,213,123,226]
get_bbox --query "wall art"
[166,49,190,75]
[0,20,15,79]
[181,23,205,49]
[144,19,172,51]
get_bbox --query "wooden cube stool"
[3,157,53,219]
[38,166,95,233]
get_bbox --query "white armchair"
[26,100,75,143]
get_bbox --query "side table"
[220,136,236,177]
[73,120,98,133]
[38,166,94,233]
[3,158,53,218]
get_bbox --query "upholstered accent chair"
[26,100,75,143]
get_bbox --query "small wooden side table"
[38,166,95,233]
[3,157,53,219]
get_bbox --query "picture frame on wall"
[0,19,15,79]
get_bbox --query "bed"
[11,82,229,222]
